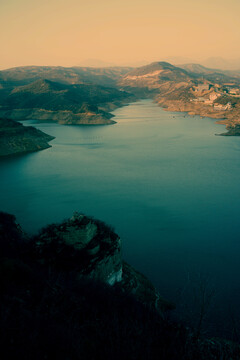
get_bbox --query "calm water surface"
[1,100,240,336]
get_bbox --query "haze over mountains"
[0,66,132,88]
[77,57,240,71]
[1,59,240,156]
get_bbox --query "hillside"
[1,62,240,131]
[118,61,240,134]
[0,118,54,157]
[0,79,134,124]
[119,61,191,90]
[0,65,132,88]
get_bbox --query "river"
[1,99,240,337]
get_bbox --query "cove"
[1,99,240,337]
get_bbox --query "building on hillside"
[195,84,210,92]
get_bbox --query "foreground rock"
[1,211,240,359]
[0,118,54,157]
[34,212,173,314]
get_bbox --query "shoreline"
[155,98,240,136]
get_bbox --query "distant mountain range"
[0,66,132,88]
[163,56,240,71]
[201,57,240,71]
[178,64,240,81]
[78,59,151,68]
[78,57,240,71]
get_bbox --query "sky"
[0,0,240,69]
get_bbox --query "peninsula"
[0,118,54,157]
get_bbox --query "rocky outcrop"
[34,212,172,313]
[35,212,122,286]
[0,118,54,157]
[1,211,240,360]
[121,262,174,313]
[1,211,172,314]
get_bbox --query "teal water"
[1,99,240,336]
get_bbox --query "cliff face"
[35,212,123,286]
[0,118,54,157]
[0,211,172,314]
[34,212,172,313]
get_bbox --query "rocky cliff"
[33,212,172,313]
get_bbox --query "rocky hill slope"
[1,62,240,132]
[119,61,240,135]
[119,61,191,90]
[0,79,134,124]
[0,118,54,157]
[0,65,132,88]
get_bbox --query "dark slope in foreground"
[0,118,54,157]
[0,211,240,360]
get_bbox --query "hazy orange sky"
[0,0,240,69]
